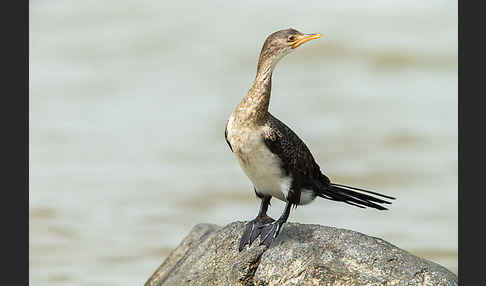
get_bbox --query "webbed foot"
[258,218,286,248]
[239,215,275,251]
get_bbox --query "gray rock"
[145,222,457,286]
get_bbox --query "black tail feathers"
[317,183,396,210]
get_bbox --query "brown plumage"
[224,28,395,251]
[264,113,325,180]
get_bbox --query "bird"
[224,28,396,252]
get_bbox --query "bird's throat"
[234,60,274,126]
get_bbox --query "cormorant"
[224,28,395,251]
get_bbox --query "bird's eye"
[287,35,296,42]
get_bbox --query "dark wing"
[224,122,233,152]
[263,114,330,189]
[264,114,394,210]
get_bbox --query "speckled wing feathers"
[263,114,330,194]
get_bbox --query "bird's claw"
[258,219,285,248]
[239,215,275,251]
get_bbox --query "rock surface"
[145,222,458,286]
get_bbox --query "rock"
[145,222,458,286]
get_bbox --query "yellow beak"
[290,33,322,49]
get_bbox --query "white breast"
[226,115,291,202]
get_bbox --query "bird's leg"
[239,192,274,251]
[259,200,292,248]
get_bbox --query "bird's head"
[257,28,321,72]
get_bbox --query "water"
[30,0,457,285]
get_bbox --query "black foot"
[258,219,286,248]
[239,215,275,251]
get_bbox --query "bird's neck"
[236,59,274,126]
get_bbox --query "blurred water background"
[29,0,457,285]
